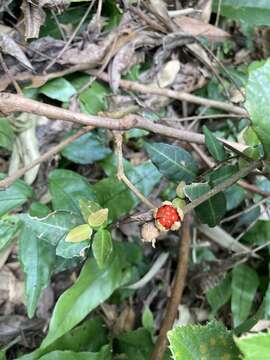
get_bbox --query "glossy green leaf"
[246,60,270,158]
[184,183,226,227]
[18,212,81,246]
[117,329,154,360]
[39,78,76,102]
[49,170,96,215]
[0,117,14,151]
[88,209,108,228]
[207,165,238,187]
[213,0,270,26]
[92,229,113,269]
[235,332,270,360]
[224,185,246,211]
[65,224,92,243]
[61,131,111,165]
[39,345,111,360]
[203,126,225,161]
[41,244,130,347]
[231,264,259,327]
[56,236,90,259]
[79,81,110,115]
[168,320,240,360]
[94,161,161,221]
[79,200,101,223]
[145,142,198,183]
[207,274,232,316]
[17,317,108,360]
[19,223,56,318]
[243,220,270,246]
[0,174,33,217]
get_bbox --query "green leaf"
[18,212,81,246]
[213,0,270,26]
[117,329,154,360]
[79,200,101,223]
[79,81,110,115]
[168,320,240,360]
[184,183,226,227]
[145,142,198,183]
[92,229,113,269]
[142,306,154,334]
[61,131,111,165]
[0,117,14,151]
[246,59,270,158]
[231,264,259,327]
[88,208,108,228]
[0,174,33,216]
[207,274,232,316]
[208,165,238,187]
[94,161,161,221]
[41,244,130,347]
[17,317,108,360]
[29,202,50,218]
[39,78,76,102]
[203,126,225,161]
[19,223,56,318]
[0,216,20,252]
[38,345,111,360]
[49,170,96,215]
[65,224,92,243]
[243,220,270,246]
[224,185,246,211]
[235,332,270,360]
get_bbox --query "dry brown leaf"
[157,59,181,88]
[109,42,135,93]
[175,16,230,43]
[21,0,46,39]
[197,0,213,23]
[0,33,33,70]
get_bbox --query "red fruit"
[155,204,181,230]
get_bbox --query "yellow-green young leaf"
[65,224,92,243]
[92,229,113,269]
[88,208,108,228]
[79,199,101,223]
[172,198,186,210]
[176,181,186,199]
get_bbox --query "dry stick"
[114,131,154,209]
[0,92,205,144]
[150,215,191,360]
[162,113,244,122]
[91,71,248,116]
[0,126,93,189]
[44,0,96,73]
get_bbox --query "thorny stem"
[0,126,93,189]
[114,131,154,209]
[150,215,191,360]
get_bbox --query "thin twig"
[44,1,96,72]
[162,113,244,122]
[221,195,270,224]
[0,126,93,189]
[184,161,260,214]
[0,53,22,95]
[114,131,154,209]
[90,71,248,116]
[51,9,67,41]
[150,215,191,360]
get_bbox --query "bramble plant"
[1,0,270,359]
